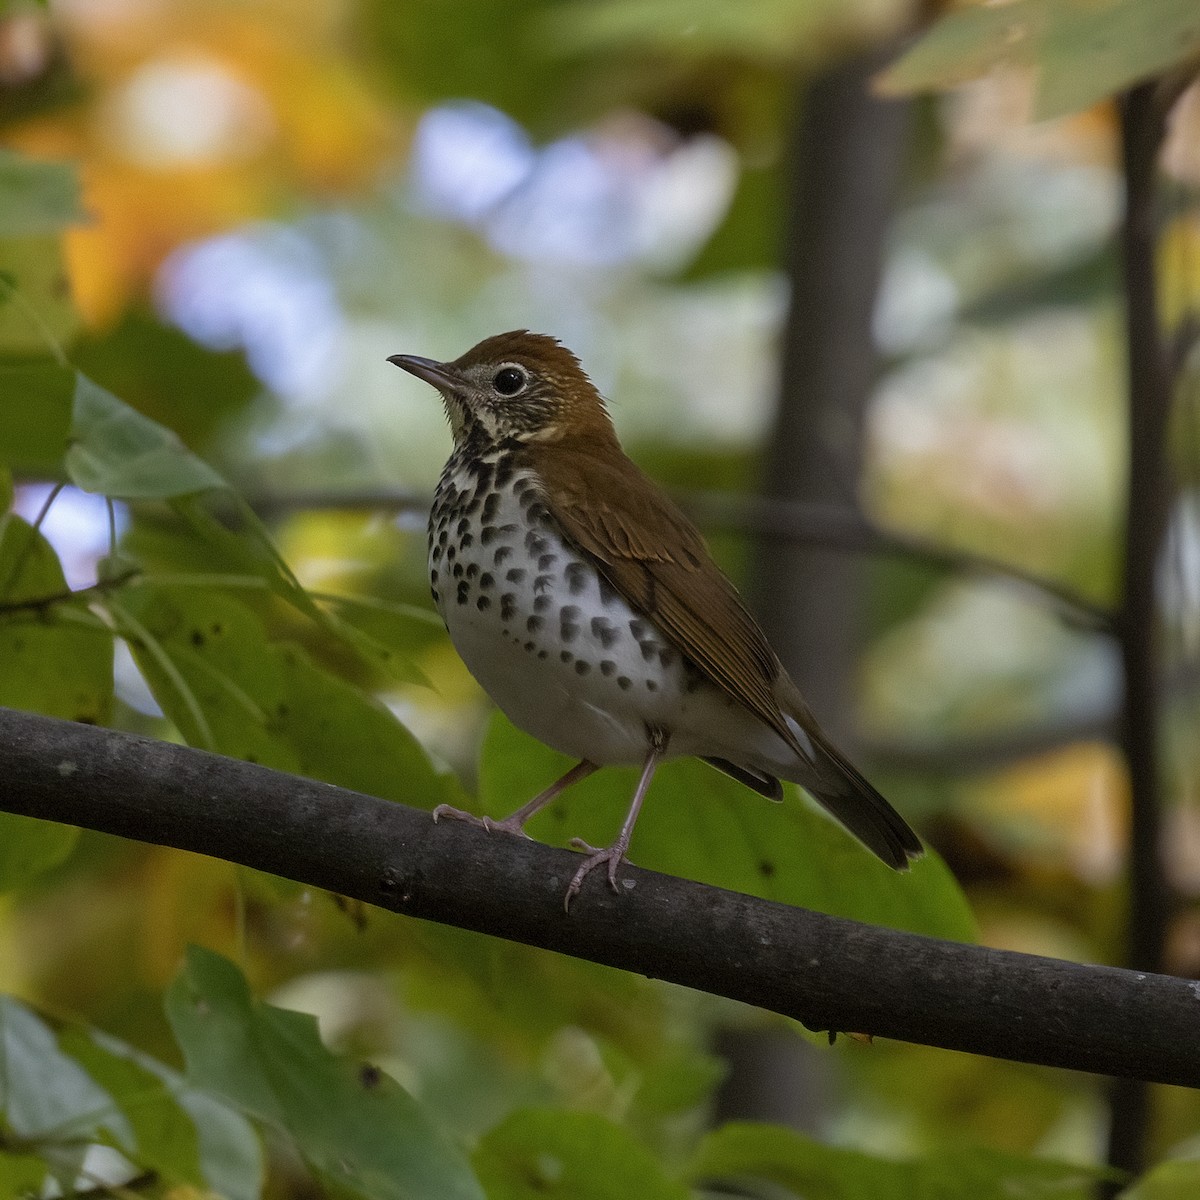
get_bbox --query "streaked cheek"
[475,404,502,440]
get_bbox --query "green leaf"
[166,946,485,1200]
[1121,1159,1200,1199]
[0,997,121,1142]
[315,593,438,688]
[119,583,445,805]
[547,0,884,63]
[0,362,73,473]
[360,0,579,136]
[0,238,79,355]
[877,0,1200,121]
[274,640,444,799]
[0,1147,46,1197]
[689,1122,1112,1200]
[71,308,259,449]
[479,714,976,940]
[0,149,82,237]
[0,996,261,1200]
[170,492,328,625]
[63,373,405,689]
[66,372,228,498]
[0,813,77,892]
[62,1028,264,1200]
[474,1109,688,1200]
[62,366,322,623]
[0,515,114,725]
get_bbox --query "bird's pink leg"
[433,759,598,837]
[564,741,663,912]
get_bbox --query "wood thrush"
[389,331,921,909]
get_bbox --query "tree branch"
[3,706,1199,1090]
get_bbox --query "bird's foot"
[564,838,628,911]
[431,804,530,838]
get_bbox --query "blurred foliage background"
[1,0,1200,1197]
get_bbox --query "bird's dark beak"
[387,354,462,393]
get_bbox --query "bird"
[388,331,922,909]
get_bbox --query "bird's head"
[389,330,614,449]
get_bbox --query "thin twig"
[2,706,1199,1089]
[0,569,139,616]
[690,494,1113,634]
[244,486,1113,632]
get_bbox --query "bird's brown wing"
[528,442,806,758]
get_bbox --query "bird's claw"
[432,804,529,838]
[564,839,627,911]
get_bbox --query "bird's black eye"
[492,366,526,396]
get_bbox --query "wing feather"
[527,442,805,757]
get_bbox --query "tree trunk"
[719,47,912,1131]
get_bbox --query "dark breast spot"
[505,567,526,583]
[494,546,513,565]
[479,572,494,589]
[456,581,469,604]
[527,615,543,634]
[476,595,491,611]
[480,526,497,546]
[574,660,590,675]
[533,595,552,613]
[591,617,618,648]
[537,553,557,571]
[465,563,479,580]
[617,676,632,690]
[600,660,616,676]
[565,562,588,594]
[534,575,552,594]
[560,606,580,640]
[501,594,516,621]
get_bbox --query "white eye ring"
[492,365,527,396]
